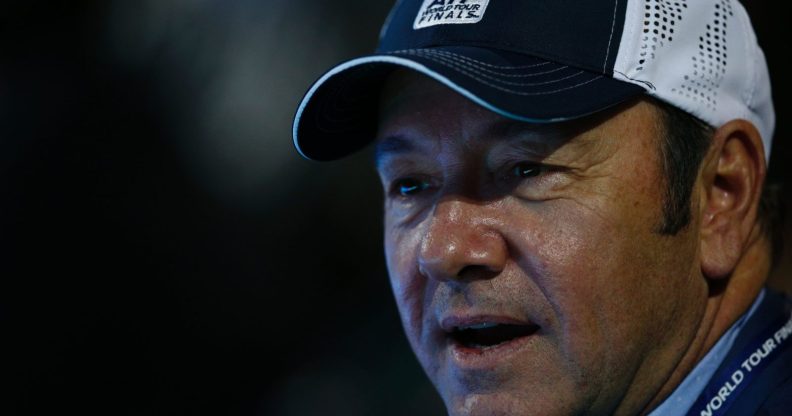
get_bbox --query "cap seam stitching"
[400,48,554,71]
[739,5,758,113]
[603,0,620,72]
[404,51,590,89]
[400,50,570,77]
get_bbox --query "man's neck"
[641,228,771,415]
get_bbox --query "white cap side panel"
[614,0,774,161]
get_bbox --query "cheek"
[515,208,607,351]
[507,199,673,378]
[384,225,430,342]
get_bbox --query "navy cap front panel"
[377,0,629,75]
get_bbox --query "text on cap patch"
[413,0,491,30]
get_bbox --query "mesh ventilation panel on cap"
[638,0,686,70]
[671,0,733,110]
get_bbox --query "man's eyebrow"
[485,119,574,156]
[373,135,416,167]
[486,119,566,142]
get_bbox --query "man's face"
[374,72,708,415]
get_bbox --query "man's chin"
[444,390,587,416]
[444,391,549,416]
[445,392,513,416]
[436,368,589,416]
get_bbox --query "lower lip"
[449,331,538,369]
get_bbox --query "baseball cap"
[292,0,774,162]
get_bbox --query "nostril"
[456,264,500,282]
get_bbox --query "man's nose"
[417,198,507,282]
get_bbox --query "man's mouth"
[440,316,541,367]
[450,322,539,349]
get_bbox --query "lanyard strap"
[685,311,792,416]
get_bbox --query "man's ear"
[699,119,767,279]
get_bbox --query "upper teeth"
[460,322,498,330]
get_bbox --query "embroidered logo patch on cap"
[413,0,491,30]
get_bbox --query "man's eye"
[512,162,545,178]
[393,178,429,196]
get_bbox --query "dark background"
[1,1,789,415]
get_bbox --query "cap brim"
[293,46,645,161]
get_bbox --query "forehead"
[374,70,661,162]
